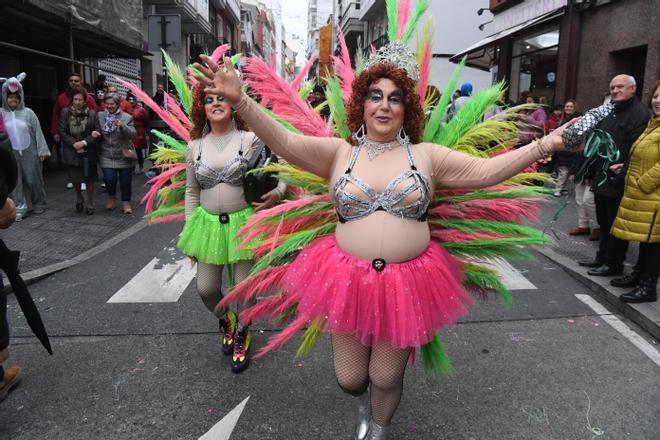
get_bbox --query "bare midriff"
[234,92,555,263]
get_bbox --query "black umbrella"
[0,240,53,355]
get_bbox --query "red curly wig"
[190,84,247,140]
[346,63,424,144]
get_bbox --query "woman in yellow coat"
[610,80,660,303]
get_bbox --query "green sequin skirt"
[177,205,255,265]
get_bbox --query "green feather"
[296,319,325,357]
[424,57,465,142]
[435,187,551,204]
[161,49,192,115]
[386,0,399,41]
[149,130,187,154]
[463,263,511,305]
[435,82,506,147]
[259,163,329,194]
[355,36,367,75]
[420,334,453,377]
[431,219,547,238]
[401,0,428,43]
[299,79,316,100]
[443,236,549,260]
[324,74,351,139]
[252,223,336,273]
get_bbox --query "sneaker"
[14,213,23,222]
[553,189,561,197]
[0,366,22,402]
[33,207,45,215]
[66,182,73,189]
[101,182,106,188]
[231,328,251,373]
[145,170,156,179]
[219,310,237,355]
[81,183,87,191]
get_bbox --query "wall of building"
[576,0,659,108]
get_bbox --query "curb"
[535,245,660,341]
[2,219,149,293]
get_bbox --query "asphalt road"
[1,222,659,440]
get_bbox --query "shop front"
[450,0,570,105]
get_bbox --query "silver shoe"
[354,392,370,440]
[366,420,389,440]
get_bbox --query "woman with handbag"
[59,88,100,215]
[97,92,137,214]
[177,84,285,373]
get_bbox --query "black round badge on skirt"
[219,213,230,224]
[372,258,386,272]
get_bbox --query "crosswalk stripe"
[107,245,195,303]
[479,258,537,290]
[199,396,249,440]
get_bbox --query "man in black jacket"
[579,75,651,275]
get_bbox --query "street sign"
[147,15,181,52]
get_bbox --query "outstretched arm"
[193,55,342,179]
[431,120,572,189]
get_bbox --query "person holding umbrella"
[0,114,53,402]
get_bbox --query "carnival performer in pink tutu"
[193,6,576,440]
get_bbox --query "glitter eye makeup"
[367,89,383,103]
[204,95,227,105]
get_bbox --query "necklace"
[208,130,235,153]
[362,138,401,161]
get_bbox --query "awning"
[449,7,565,71]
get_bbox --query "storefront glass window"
[509,25,559,104]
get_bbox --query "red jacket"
[51,91,97,136]
[129,106,150,148]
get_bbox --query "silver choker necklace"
[362,138,401,161]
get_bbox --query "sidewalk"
[535,192,659,341]
[0,165,150,285]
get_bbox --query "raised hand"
[192,55,242,105]
[545,117,580,151]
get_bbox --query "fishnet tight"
[196,260,255,323]
[332,333,411,427]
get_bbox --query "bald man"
[579,74,652,276]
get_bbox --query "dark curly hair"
[346,63,424,144]
[190,84,247,140]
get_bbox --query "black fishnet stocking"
[331,334,411,426]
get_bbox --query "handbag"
[121,144,138,160]
[243,142,279,204]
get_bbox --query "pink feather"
[218,265,288,309]
[418,42,431,107]
[149,213,185,224]
[431,198,541,223]
[164,92,192,130]
[331,28,355,101]
[397,0,413,39]
[140,163,186,213]
[291,56,317,90]
[242,57,329,136]
[239,295,285,324]
[186,68,200,87]
[118,79,190,141]
[210,44,230,63]
[254,316,309,359]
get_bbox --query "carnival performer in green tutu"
[178,84,286,373]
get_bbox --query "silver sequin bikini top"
[332,142,431,223]
[192,131,247,189]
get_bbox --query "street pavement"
[1,176,659,439]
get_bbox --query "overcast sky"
[264,0,310,65]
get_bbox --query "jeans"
[102,168,133,202]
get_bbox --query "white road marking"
[199,396,250,440]
[107,246,195,303]
[575,294,660,367]
[480,258,537,290]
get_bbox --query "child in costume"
[192,1,578,437]
[121,47,286,373]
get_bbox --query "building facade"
[451,0,659,107]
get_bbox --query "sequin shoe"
[219,310,237,355]
[231,328,251,373]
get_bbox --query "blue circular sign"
[547,72,556,83]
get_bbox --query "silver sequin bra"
[192,131,247,189]
[332,142,431,222]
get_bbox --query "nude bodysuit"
[233,93,554,263]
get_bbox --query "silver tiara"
[363,40,420,82]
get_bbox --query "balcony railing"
[340,2,362,30]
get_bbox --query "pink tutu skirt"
[276,235,474,349]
